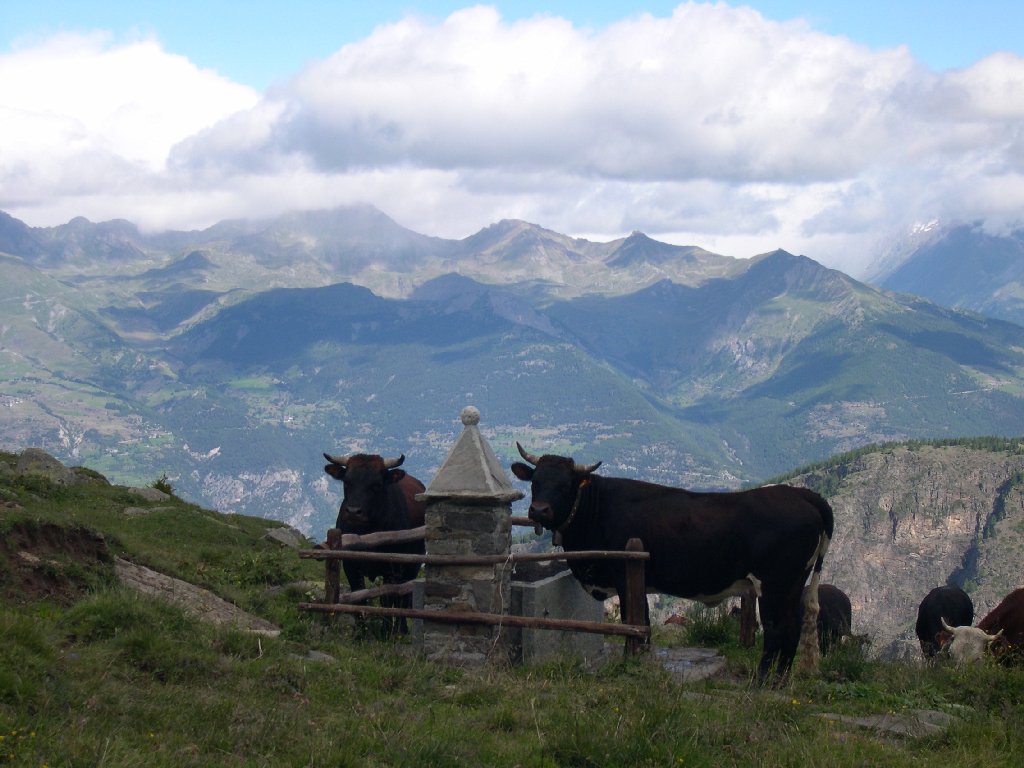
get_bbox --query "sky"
[2,1,1023,276]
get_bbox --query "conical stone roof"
[417,406,524,502]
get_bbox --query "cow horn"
[516,442,601,473]
[516,442,542,465]
[323,452,353,466]
[940,618,958,632]
[382,454,405,469]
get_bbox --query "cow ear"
[324,464,346,480]
[387,469,407,483]
[510,462,534,481]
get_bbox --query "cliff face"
[793,444,1024,659]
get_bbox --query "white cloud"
[2,5,1024,276]
[0,31,258,223]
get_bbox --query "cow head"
[510,442,601,532]
[323,452,406,531]
[940,618,1004,665]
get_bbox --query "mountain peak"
[606,231,701,268]
[0,210,48,259]
[458,219,581,259]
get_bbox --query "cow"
[941,587,1024,664]
[323,452,426,635]
[939,619,1002,665]
[801,583,852,655]
[915,585,973,659]
[510,444,834,681]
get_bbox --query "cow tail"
[797,491,834,673]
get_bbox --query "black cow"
[801,583,852,655]
[510,444,834,680]
[323,452,426,634]
[915,585,973,658]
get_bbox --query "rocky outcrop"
[114,557,280,637]
[11,447,110,486]
[793,444,1024,658]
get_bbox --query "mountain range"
[3,205,1024,536]
[871,222,1024,326]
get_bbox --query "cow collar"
[555,477,591,535]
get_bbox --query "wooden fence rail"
[298,603,650,639]
[299,528,652,655]
[299,549,650,566]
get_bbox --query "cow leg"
[615,581,652,651]
[342,563,376,638]
[342,562,366,594]
[377,563,416,638]
[379,577,411,638]
[757,583,803,682]
[757,596,784,681]
[378,589,404,638]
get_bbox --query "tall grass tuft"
[0,610,55,704]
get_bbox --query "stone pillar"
[416,406,523,665]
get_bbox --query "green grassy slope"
[3,451,1024,767]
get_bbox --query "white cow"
[940,618,1003,664]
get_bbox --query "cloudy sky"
[2,1,1023,276]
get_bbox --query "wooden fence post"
[623,537,647,656]
[739,586,757,648]
[325,528,342,604]
[325,560,341,604]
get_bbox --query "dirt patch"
[0,520,114,605]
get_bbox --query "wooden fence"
[298,516,652,655]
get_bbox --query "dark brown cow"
[323,452,426,634]
[510,444,833,681]
[968,587,1024,663]
[801,583,852,655]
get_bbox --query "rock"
[290,650,336,663]
[15,447,76,485]
[114,557,281,637]
[122,506,176,517]
[820,709,955,739]
[263,526,306,548]
[125,486,171,502]
[69,467,110,485]
[653,646,727,682]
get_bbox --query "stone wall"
[421,499,513,664]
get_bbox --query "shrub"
[820,635,871,682]
[684,604,739,648]
[150,474,174,496]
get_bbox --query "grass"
[6,604,1022,767]
[2,451,1024,766]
